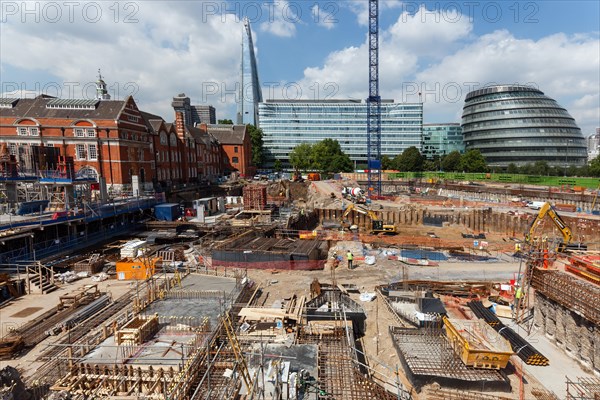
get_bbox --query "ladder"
[222,312,252,391]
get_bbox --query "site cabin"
[115,258,158,280]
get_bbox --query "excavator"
[341,203,397,234]
[524,202,583,252]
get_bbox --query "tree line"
[225,123,600,178]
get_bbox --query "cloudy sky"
[1,0,599,134]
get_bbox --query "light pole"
[564,139,574,177]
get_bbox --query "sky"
[1,0,599,135]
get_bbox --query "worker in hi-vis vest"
[347,251,353,269]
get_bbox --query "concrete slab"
[82,326,206,367]
[142,297,230,328]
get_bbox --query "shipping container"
[154,203,181,221]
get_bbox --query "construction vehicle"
[307,172,321,181]
[342,186,366,204]
[341,203,397,234]
[525,202,573,252]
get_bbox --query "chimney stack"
[175,111,185,139]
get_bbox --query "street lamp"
[564,139,574,177]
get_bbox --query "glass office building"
[422,123,464,159]
[461,85,587,168]
[259,99,423,167]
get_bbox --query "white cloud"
[294,7,471,101]
[415,30,600,132]
[297,7,599,134]
[259,1,298,38]
[0,1,244,121]
[311,4,335,30]
[346,0,403,26]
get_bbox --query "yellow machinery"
[443,317,513,370]
[525,202,572,252]
[342,203,397,234]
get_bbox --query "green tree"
[392,146,425,172]
[589,155,600,176]
[247,124,263,167]
[381,155,393,170]
[519,163,534,175]
[506,163,519,174]
[532,161,551,176]
[441,151,462,172]
[459,149,488,172]
[274,159,282,173]
[290,143,313,172]
[218,119,233,124]
[423,159,437,172]
[311,139,353,174]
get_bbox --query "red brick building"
[0,95,154,191]
[206,124,254,178]
[0,92,232,193]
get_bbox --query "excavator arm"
[525,202,572,250]
[341,204,396,234]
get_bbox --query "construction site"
[0,171,599,400]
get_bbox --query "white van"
[527,201,546,210]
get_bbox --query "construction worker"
[347,251,353,270]
[514,285,523,310]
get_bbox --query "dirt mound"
[265,180,310,201]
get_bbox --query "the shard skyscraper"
[237,18,263,127]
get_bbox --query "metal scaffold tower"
[367,0,382,197]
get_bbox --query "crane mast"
[367,0,381,197]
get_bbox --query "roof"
[207,124,246,144]
[139,111,166,133]
[0,95,131,121]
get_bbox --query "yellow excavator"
[341,203,397,234]
[525,202,573,252]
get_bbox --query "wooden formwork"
[116,315,159,345]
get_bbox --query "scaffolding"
[566,377,600,399]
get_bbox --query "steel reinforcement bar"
[531,268,600,325]
[468,301,549,366]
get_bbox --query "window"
[88,144,98,160]
[234,146,238,153]
[18,127,28,136]
[29,127,39,136]
[86,129,96,137]
[76,144,87,160]
[232,157,239,164]
[8,143,16,155]
[160,132,167,145]
[74,128,85,137]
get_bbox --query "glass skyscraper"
[422,123,464,159]
[259,99,423,167]
[461,85,587,168]
[237,18,262,127]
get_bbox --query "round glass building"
[461,85,587,169]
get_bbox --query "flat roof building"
[259,99,423,167]
[422,123,464,160]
